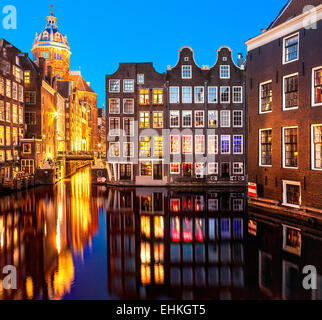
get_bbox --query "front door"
[221,163,230,179]
[153,163,163,180]
[120,164,132,181]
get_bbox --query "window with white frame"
[221,135,230,154]
[153,111,163,128]
[140,136,151,157]
[208,110,218,128]
[124,118,134,136]
[220,86,230,103]
[124,80,134,92]
[170,163,181,174]
[208,163,218,175]
[170,111,180,127]
[195,111,204,127]
[259,129,272,166]
[109,99,120,114]
[260,81,272,113]
[283,33,299,64]
[283,180,301,207]
[137,74,144,84]
[208,87,217,103]
[170,135,180,154]
[195,135,205,154]
[283,127,298,168]
[123,99,134,114]
[233,163,244,175]
[182,65,192,79]
[233,87,243,103]
[182,87,192,103]
[109,117,120,136]
[140,112,150,128]
[233,110,243,127]
[233,135,243,154]
[109,142,120,157]
[220,110,230,127]
[109,80,120,92]
[195,87,204,103]
[182,136,193,154]
[312,125,322,170]
[153,136,163,157]
[124,142,134,157]
[208,135,218,154]
[283,74,298,110]
[312,67,322,106]
[170,87,179,103]
[182,111,192,127]
[220,65,230,79]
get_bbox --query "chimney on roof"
[86,82,91,87]
[47,66,53,86]
[39,57,46,80]
[237,53,244,67]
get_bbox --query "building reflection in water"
[106,188,247,300]
[0,167,99,300]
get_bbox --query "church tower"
[32,5,71,80]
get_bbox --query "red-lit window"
[171,217,180,242]
[170,199,180,212]
[183,218,193,243]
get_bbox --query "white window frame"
[283,73,299,111]
[123,79,134,93]
[170,111,180,128]
[259,80,273,114]
[208,162,218,175]
[233,86,243,103]
[123,117,134,137]
[220,110,230,128]
[233,135,243,155]
[282,126,298,170]
[123,98,134,114]
[208,135,218,155]
[182,65,192,79]
[208,110,218,128]
[109,79,120,93]
[194,110,205,128]
[182,135,193,155]
[282,225,302,256]
[311,124,322,171]
[170,162,181,175]
[195,135,205,155]
[170,86,180,104]
[137,74,144,84]
[182,111,192,128]
[259,128,273,167]
[233,163,244,175]
[282,180,301,208]
[170,135,180,155]
[283,32,299,65]
[312,66,322,107]
[123,142,134,158]
[208,86,218,104]
[194,86,205,103]
[182,87,192,103]
[109,98,120,114]
[109,117,120,136]
[153,111,164,128]
[221,135,231,155]
[220,86,230,104]
[220,65,230,79]
[109,142,120,157]
[233,110,243,128]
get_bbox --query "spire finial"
[50,4,53,16]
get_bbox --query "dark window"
[260,82,272,112]
[25,112,36,125]
[284,75,298,109]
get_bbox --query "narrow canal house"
[246,0,322,210]
[0,39,25,184]
[105,47,246,186]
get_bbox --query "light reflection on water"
[0,166,322,300]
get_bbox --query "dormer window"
[220,65,230,79]
[182,65,192,79]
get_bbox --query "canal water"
[0,167,321,300]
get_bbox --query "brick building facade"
[246,0,322,209]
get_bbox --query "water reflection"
[0,167,322,300]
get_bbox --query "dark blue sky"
[1,0,287,108]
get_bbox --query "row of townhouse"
[106,46,246,186]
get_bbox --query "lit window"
[24,71,30,84]
[140,112,150,128]
[109,117,120,136]
[153,136,163,157]
[233,86,243,103]
[21,160,34,174]
[170,87,179,103]
[208,87,217,103]
[170,163,180,174]
[283,181,301,207]
[109,142,120,157]
[141,217,151,239]
[18,85,23,102]
[140,89,150,105]
[109,80,120,92]
[208,163,218,175]
[0,77,4,95]
[6,103,10,122]
[6,150,12,161]
[182,111,192,127]
[312,125,322,170]
[25,91,36,104]
[208,135,218,154]
[6,126,10,146]
[170,136,180,154]
[0,150,4,162]
[283,127,298,168]
[233,163,244,175]
[220,65,230,79]
[12,82,17,100]
[233,135,243,154]
[260,81,272,113]
[220,86,230,103]
[0,126,4,145]
[182,87,192,103]
[182,135,193,154]
[123,118,134,136]
[170,111,180,128]
[23,143,31,154]
[153,112,163,128]
[195,87,204,103]
[208,110,218,128]
[195,111,204,127]
[259,129,272,166]
[195,135,205,154]
[0,101,3,121]
[220,110,230,127]
[6,79,11,98]
[109,99,120,114]
[182,65,192,79]
[183,163,192,177]
[284,34,299,64]
[313,67,322,106]
[171,217,181,241]
[153,89,163,105]
[141,161,152,176]
[123,99,134,114]
[140,136,151,157]
[154,216,164,239]
[137,74,144,84]
[123,80,134,92]
[283,74,298,110]
[124,142,134,157]
[221,135,230,154]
